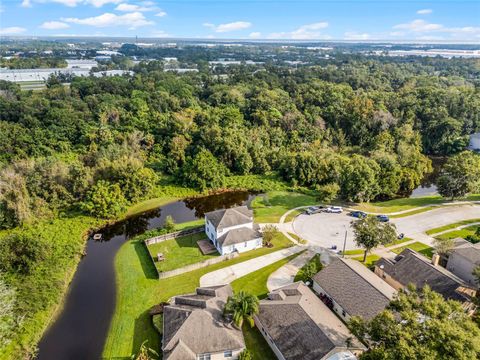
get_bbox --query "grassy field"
[385,237,413,247]
[242,325,277,360]
[426,219,480,235]
[435,225,479,241]
[352,194,480,214]
[231,252,302,299]
[103,231,294,359]
[389,207,436,218]
[146,232,219,272]
[294,253,322,282]
[391,241,434,258]
[352,254,381,267]
[341,249,365,256]
[252,191,316,223]
[0,214,103,359]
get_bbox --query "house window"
[224,350,233,358]
[198,354,211,360]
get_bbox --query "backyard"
[146,232,218,272]
[103,229,294,359]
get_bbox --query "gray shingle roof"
[376,248,473,302]
[257,282,365,360]
[205,206,253,230]
[217,227,262,246]
[162,285,245,359]
[450,239,480,265]
[313,258,395,320]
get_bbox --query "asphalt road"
[293,204,480,250]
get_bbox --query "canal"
[37,191,257,360]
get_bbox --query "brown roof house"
[375,248,477,313]
[162,284,245,360]
[446,238,480,287]
[312,258,396,322]
[205,206,262,255]
[255,282,366,360]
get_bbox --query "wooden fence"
[157,253,238,279]
[144,226,204,246]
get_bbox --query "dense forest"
[0,57,67,69]
[1,54,480,356]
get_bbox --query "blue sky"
[0,0,479,41]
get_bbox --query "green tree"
[433,237,454,257]
[238,349,253,360]
[473,265,480,285]
[182,148,229,191]
[437,151,480,200]
[163,215,175,233]
[82,180,127,218]
[262,225,278,246]
[223,291,259,328]
[0,234,49,275]
[352,216,397,262]
[348,286,480,360]
[340,155,380,202]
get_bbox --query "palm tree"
[223,291,259,328]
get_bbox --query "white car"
[325,206,343,213]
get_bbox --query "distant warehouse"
[0,68,133,83]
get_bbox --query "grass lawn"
[352,194,480,214]
[385,237,413,247]
[341,249,364,256]
[287,232,307,244]
[294,253,322,282]
[103,231,294,359]
[146,232,219,272]
[231,252,302,299]
[284,209,303,223]
[391,241,434,258]
[242,324,277,360]
[435,225,480,241]
[352,254,381,268]
[389,207,436,218]
[426,219,480,235]
[125,196,179,217]
[251,191,316,223]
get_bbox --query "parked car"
[348,211,367,218]
[377,214,390,222]
[325,206,343,213]
[305,206,323,215]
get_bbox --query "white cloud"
[268,22,330,39]
[344,31,370,40]
[24,0,121,7]
[203,21,252,33]
[394,19,443,32]
[115,2,160,12]
[155,11,167,17]
[417,9,432,15]
[40,21,70,29]
[62,12,154,28]
[21,0,32,8]
[249,32,261,39]
[0,26,27,35]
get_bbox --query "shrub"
[82,180,127,218]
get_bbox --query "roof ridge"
[408,250,468,285]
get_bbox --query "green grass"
[251,191,316,223]
[103,231,294,359]
[389,207,436,218]
[287,232,307,244]
[231,252,302,299]
[352,254,381,267]
[352,194,480,214]
[125,196,180,217]
[242,324,277,360]
[341,249,365,255]
[0,214,103,360]
[294,253,322,282]
[391,241,434,258]
[426,219,480,235]
[385,237,413,247]
[435,225,480,241]
[146,232,219,272]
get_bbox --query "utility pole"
[342,225,347,258]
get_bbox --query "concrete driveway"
[293,204,480,250]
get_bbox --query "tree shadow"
[132,309,161,359]
[134,240,159,279]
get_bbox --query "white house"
[204,206,262,255]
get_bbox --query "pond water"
[409,157,446,198]
[36,190,257,360]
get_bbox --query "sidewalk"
[199,245,305,286]
[266,249,316,291]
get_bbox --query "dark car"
[377,214,390,222]
[348,211,367,218]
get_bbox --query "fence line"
[156,253,239,279]
[144,226,204,246]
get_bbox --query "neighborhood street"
[293,204,480,250]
